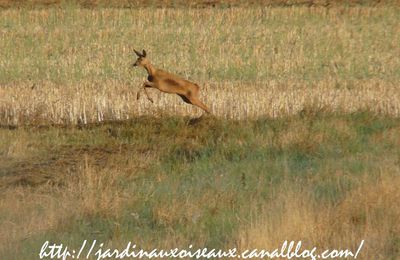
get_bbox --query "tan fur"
[133,50,210,114]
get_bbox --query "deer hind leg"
[178,94,192,104]
[194,99,211,114]
[178,89,210,114]
[188,96,210,114]
[177,89,211,114]
[189,88,211,114]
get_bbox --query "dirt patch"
[0,144,132,188]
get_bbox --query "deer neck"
[143,63,156,76]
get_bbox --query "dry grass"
[1,7,400,125]
[238,171,400,259]
[1,114,399,258]
[0,150,147,253]
[1,79,400,125]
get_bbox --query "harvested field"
[2,80,400,125]
[1,7,399,125]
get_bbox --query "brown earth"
[0,144,134,187]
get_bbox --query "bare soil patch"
[0,144,131,187]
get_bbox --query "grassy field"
[1,3,400,260]
[1,6,400,124]
[1,114,400,258]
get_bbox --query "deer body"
[133,49,210,114]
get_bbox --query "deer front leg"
[139,81,156,103]
[136,88,143,100]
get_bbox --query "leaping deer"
[133,49,210,114]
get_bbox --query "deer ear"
[142,49,147,57]
[134,49,142,57]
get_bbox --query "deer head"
[133,49,148,67]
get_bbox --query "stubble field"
[1,3,400,259]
